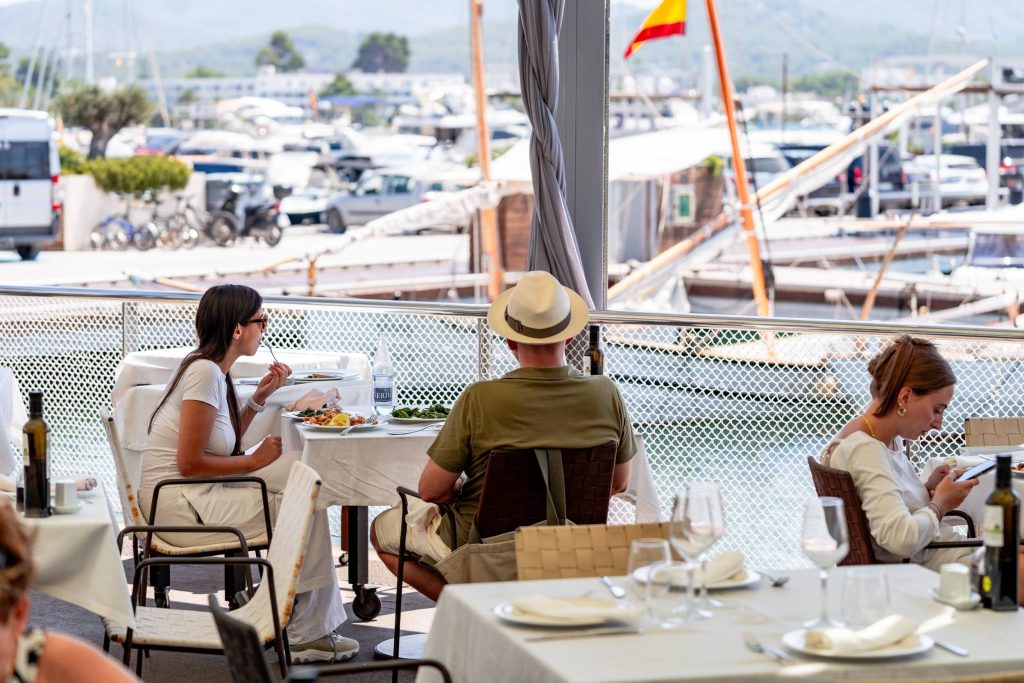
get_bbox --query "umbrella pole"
[704,0,771,317]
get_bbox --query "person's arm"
[418,459,462,504]
[238,361,291,434]
[176,400,280,477]
[38,632,139,683]
[611,461,631,495]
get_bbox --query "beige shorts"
[372,500,454,563]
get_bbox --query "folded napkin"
[804,614,917,652]
[510,595,634,623]
[695,550,746,584]
[285,388,338,412]
[76,477,97,491]
[403,497,453,563]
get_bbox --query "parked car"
[322,165,472,234]
[719,144,790,196]
[0,109,60,260]
[902,154,988,207]
[846,141,904,193]
[777,144,844,214]
[948,141,1024,201]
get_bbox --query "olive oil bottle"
[585,324,604,376]
[22,391,50,518]
[980,454,1019,610]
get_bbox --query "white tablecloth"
[0,369,27,478]
[297,418,660,520]
[925,452,1024,529]
[23,483,135,627]
[114,379,372,489]
[111,346,371,405]
[418,564,1024,683]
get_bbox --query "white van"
[0,109,60,260]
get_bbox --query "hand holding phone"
[955,460,996,483]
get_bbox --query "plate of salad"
[388,404,451,424]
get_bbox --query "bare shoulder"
[38,633,138,683]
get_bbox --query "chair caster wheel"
[352,585,381,621]
[337,551,349,567]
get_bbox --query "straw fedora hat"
[487,271,589,344]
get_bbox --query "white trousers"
[139,450,345,643]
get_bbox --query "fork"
[742,632,794,666]
[262,339,281,365]
[758,571,790,588]
[386,424,444,436]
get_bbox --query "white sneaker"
[290,633,360,664]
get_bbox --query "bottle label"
[374,386,393,404]
[583,363,591,376]
[22,435,29,467]
[983,505,1005,548]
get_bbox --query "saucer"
[53,503,82,515]
[928,587,980,610]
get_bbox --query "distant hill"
[1,0,1022,84]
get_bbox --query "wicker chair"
[806,456,980,565]
[963,417,1024,448]
[515,521,675,580]
[104,461,320,678]
[101,408,271,609]
[382,442,618,665]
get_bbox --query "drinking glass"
[644,560,689,629]
[841,568,890,628]
[669,482,726,621]
[801,496,849,628]
[626,538,671,604]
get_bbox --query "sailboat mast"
[469,0,503,301]
[704,0,771,317]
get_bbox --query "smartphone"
[955,460,996,483]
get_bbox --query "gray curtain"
[517,0,595,308]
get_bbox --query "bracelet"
[927,501,945,519]
[246,395,266,413]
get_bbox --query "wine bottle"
[22,390,50,518]
[372,331,394,415]
[585,324,604,376]
[980,454,1019,610]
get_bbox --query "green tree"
[0,42,16,106]
[255,31,305,73]
[791,70,860,98]
[319,73,357,98]
[52,84,152,159]
[184,65,223,78]
[352,32,410,73]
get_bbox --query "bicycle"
[165,193,204,249]
[90,194,158,251]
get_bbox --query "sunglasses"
[243,315,269,331]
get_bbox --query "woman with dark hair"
[140,284,357,663]
[821,335,980,570]
[0,503,138,682]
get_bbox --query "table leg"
[346,505,381,621]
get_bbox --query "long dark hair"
[867,335,956,417]
[148,284,263,455]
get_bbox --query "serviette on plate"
[285,388,338,412]
[695,550,746,583]
[76,477,97,491]
[510,596,636,622]
[804,614,917,652]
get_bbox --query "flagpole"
[704,0,771,317]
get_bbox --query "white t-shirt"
[822,431,941,563]
[140,359,237,494]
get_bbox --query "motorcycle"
[206,183,291,247]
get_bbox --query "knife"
[599,576,627,599]
[934,639,969,657]
[525,627,643,642]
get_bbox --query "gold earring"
[897,405,906,417]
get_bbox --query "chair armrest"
[943,510,976,538]
[925,539,983,550]
[151,475,273,545]
[397,487,456,552]
[287,658,452,682]
[131,557,274,621]
[118,524,250,556]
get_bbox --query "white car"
[902,154,988,206]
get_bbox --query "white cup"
[939,563,971,602]
[54,479,77,510]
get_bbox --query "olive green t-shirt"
[428,366,636,546]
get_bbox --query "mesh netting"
[2,292,1023,569]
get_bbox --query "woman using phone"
[820,335,980,570]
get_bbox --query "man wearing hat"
[371,270,636,596]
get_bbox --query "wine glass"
[801,496,849,628]
[626,538,670,604]
[669,482,726,621]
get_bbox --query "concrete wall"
[61,173,206,251]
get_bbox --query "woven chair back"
[208,595,275,683]
[806,456,877,566]
[235,461,321,639]
[516,521,676,580]
[964,417,1024,448]
[474,442,618,539]
[100,407,147,526]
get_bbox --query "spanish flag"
[623,0,686,59]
